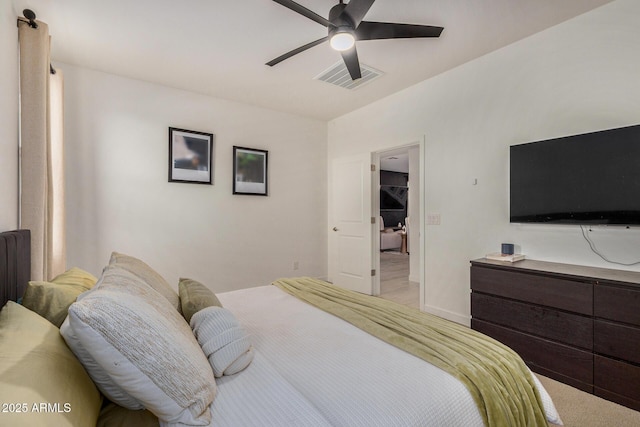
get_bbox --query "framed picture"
[233,146,268,196]
[168,127,214,184]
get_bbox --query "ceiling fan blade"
[341,0,375,27]
[272,0,332,27]
[266,37,328,67]
[341,46,362,80]
[356,21,444,40]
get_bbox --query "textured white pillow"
[109,252,181,312]
[61,266,216,426]
[191,306,254,377]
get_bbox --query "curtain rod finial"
[23,9,38,28]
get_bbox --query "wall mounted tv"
[510,124,640,225]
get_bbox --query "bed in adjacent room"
[0,229,561,426]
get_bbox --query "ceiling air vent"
[314,61,382,90]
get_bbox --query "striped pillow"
[191,306,254,377]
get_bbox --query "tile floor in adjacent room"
[379,251,419,309]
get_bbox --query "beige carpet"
[536,374,640,426]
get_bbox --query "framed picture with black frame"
[168,127,214,184]
[233,146,268,196]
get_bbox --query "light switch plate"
[427,213,441,225]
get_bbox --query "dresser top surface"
[471,258,640,287]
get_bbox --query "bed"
[0,229,562,426]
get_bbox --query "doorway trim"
[372,140,425,310]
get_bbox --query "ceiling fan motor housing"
[329,2,353,28]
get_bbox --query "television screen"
[510,124,640,225]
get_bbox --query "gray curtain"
[18,19,66,281]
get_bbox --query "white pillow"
[191,306,254,377]
[109,252,181,312]
[61,266,216,426]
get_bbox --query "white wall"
[0,2,19,231]
[328,0,640,324]
[63,64,328,293]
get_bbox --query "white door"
[328,153,374,295]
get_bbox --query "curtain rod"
[17,9,56,75]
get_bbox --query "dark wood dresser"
[470,258,640,411]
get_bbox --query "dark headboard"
[0,229,31,307]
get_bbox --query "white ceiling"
[12,0,613,121]
[380,148,409,173]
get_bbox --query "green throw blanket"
[273,277,547,427]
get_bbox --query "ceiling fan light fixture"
[330,28,355,51]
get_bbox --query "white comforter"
[212,285,561,426]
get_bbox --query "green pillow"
[22,267,98,327]
[179,278,222,323]
[49,267,98,288]
[0,301,102,426]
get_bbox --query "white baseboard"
[422,304,470,327]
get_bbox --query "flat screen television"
[510,124,640,225]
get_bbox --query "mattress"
[216,285,561,426]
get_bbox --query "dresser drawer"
[595,355,640,410]
[472,319,593,392]
[471,265,593,315]
[595,283,640,326]
[594,320,640,364]
[472,293,592,349]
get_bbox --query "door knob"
[332,227,339,232]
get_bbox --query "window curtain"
[18,19,66,281]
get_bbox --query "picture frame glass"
[234,147,268,195]
[169,128,213,184]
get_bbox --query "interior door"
[328,153,374,295]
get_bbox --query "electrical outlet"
[293,261,299,270]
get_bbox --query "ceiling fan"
[266,0,444,80]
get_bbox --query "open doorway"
[375,144,422,309]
